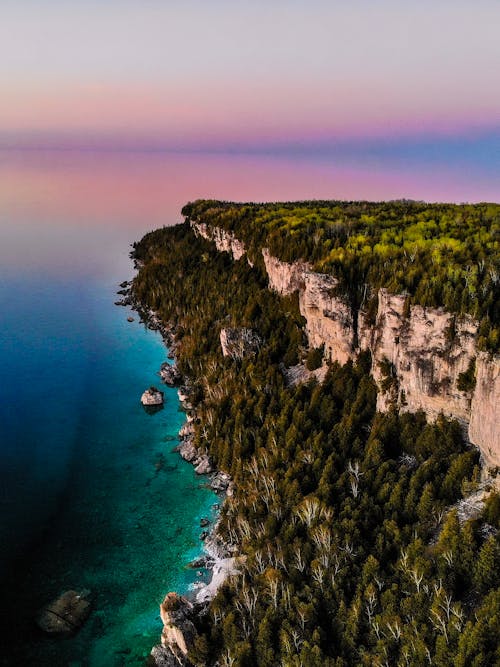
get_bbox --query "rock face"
[159,362,182,386]
[469,353,500,468]
[262,248,309,294]
[36,590,91,635]
[194,223,500,467]
[366,289,478,421]
[192,221,246,261]
[141,387,164,406]
[299,272,355,366]
[159,593,197,662]
[220,327,262,359]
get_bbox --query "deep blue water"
[0,226,216,664]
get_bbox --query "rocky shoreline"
[117,281,238,666]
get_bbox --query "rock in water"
[141,387,164,406]
[150,593,197,665]
[36,590,91,635]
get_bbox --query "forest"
[182,199,500,351]
[133,213,499,667]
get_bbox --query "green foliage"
[306,345,324,371]
[183,199,500,351]
[457,357,477,392]
[132,219,498,667]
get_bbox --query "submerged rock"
[36,589,91,636]
[141,387,164,406]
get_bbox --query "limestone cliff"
[191,221,246,261]
[469,353,500,468]
[192,223,499,468]
[366,289,477,424]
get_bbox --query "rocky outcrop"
[141,387,164,406]
[36,590,91,635]
[282,363,329,388]
[149,593,197,666]
[262,249,309,294]
[220,327,262,359]
[469,353,500,468]
[299,272,355,366]
[194,223,500,467]
[367,290,477,421]
[191,222,246,261]
[160,593,197,657]
[159,362,182,386]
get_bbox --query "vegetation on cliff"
[182,199,500,351]
[133,218,499,667]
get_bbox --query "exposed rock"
[179,422,195,439]
[469,353,500,468]
[262,248,309,294]
[119,280,130,288]
[127,316,135,322]
[194,455,214,475]
[220,327,262,359]
[159,593,197,660]
[282,362,329,388]
[150,645,184,667]
[141,387,164,406]
[177,438,197,463]
[36,589,91,635]
[195,556,241,604]
[210,471,231,494]
[194,227,500,467]
[200,518,210,527]
[191,221,246,260]
[159,362,182,387]
[299,272,355,366]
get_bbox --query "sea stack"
[141,386,164,406]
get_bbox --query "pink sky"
[1,2,499,150]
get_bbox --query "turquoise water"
[0,245,216,663]
[0,183,217,667]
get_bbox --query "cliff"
[190,221,500,468]
[191,221,247,261]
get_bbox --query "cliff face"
[367,290,477,423]
[469,353,500,468]
[191,222,499,467]
[192,221,246,261]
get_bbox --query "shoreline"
[119,281,238,663]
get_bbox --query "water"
[1,147,497,665]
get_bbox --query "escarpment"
[190,220,499,467]
[191,221,247,261]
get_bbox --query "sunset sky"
[1,1,499,200]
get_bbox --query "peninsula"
[132,200,499,667]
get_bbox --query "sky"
[0,1,499,200]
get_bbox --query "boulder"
[177,439,198,463]
[141,387,164,406]
[36,589,91,635]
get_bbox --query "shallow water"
[0,275,217,665]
